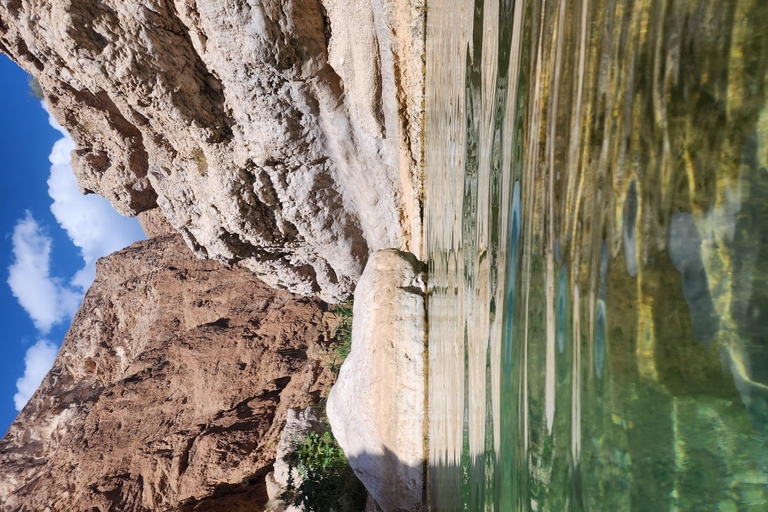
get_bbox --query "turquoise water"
[425,0,768,510]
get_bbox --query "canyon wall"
[0,1,427,509]
[0,0,424,302]
[0,233,340,511]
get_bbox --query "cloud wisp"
[7,212,82,334]
[13,339,59,411]
[7,103,145,412]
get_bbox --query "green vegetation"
[282,429,367,512]
[280,304,362,511]
[320,303,353,375]
[192,147,208,176]
[27,75,44,99]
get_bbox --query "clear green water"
[425,0,768,510]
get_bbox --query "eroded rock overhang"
[0,0,425,302]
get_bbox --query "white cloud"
[7,108,143,333]
[5,104,146,414]
[44,105,145,290]
[7,212,82,333]
[13,339,59,411]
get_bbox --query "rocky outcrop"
[0,0,424,302]
[265,407,326,512]
[327,249,426,512]
[0,233,342,511]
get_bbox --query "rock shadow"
[346,446,426,512]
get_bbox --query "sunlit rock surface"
[0,234,339,511]
[0,0,424,302]
[327,249,426,512]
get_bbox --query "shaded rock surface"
[0,0,425,302]
[0,233,341,511]
[327,249,426,512]
[137,207,176,238]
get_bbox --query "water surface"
[425,0,768,510]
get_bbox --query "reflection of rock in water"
[623,180,638,278]
[684,107,768,430]
[668,212,720,345]
[557,267,567,354]
[713,112,768,429]
[595,300,606,379]
[594,243,609,379]
[427,0,768,507]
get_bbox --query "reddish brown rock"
[0,234,339,512]
[137,207,175,238]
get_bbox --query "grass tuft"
[320,303,353,375]
[27,75,44,99]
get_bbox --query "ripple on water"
[426,0,768,509]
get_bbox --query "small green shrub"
[283,429,367,512]
[27,75,44,99]
[192,147,208,176]
[321,303,353,375]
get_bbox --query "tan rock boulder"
[327,249,426,512]
[137,207,175,238]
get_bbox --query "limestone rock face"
[327,249,426,512]
[0,234,340,512]
[0,0,424,302]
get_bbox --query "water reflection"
[425,0,768,510]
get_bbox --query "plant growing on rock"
[282,429,367,512]
[27,75,44,99]
[321,303,353,375]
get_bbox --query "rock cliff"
[0,0,424,302]
[0,233,341,511]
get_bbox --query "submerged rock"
[0,0,424,302]
[0,234,339,511]
[327,249,426,512]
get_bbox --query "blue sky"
[0,55,145,435]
